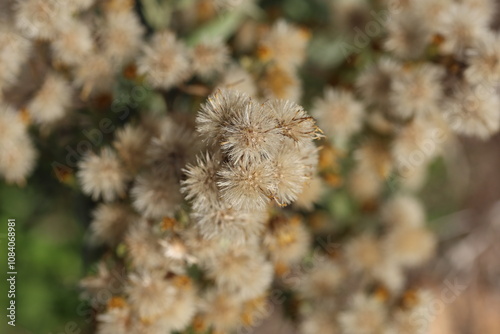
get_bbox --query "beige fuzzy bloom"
[384,11,431,60]
[345,234,383,273]
[338,294,387,334]
[197,88,252,145]
[392,118,442,170]
[348,166,383,204]
[182,152,221,212]
[74,53,116,96]
[0,24,32,86]
[381,194,425,228]
[465,32,500,85]
[51,19,94,67]
[97,304,131,334]
[204,246,273,301]
[113,124,151,173]
[389,64,444,120]
[198,289,245,333]
[260,64,302,102]
[270,145,309,206]
[192,39,230,79]
[356,57,402,108]
[258,19,309,69]
[313,88,364,145]
[266,99,318,143]
[127,271,196,331]
[0,105,37,185]
[90,203,137,246]
[14,0,69,40]
[0,135,37,185]
[219,100,281,165]
[77,148,129,202]
[443,85,500,140]
[101,10,145,65]
[438,3,490,55]
[383,226,436,268]
[28,73,73,124]
[124,220,165,270]
[263,216,310,265]
[131,172,183,219]
[193,204,267,245]
[300,309,339,334]
[217,160,275,211]
[138,31,191,89]
[299,256,345,300]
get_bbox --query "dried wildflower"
[0,24,31,86]
[138,31,191,89]
[465,33,500,85]
[348,166,383,203]
[197,88,252,145]
[90,203,137,246]
[75,53,116,95]
[192,204,267,244]
[124,220,165,270]
[384,226,436,268]
[260,64,302,102]
[381,194,425,228]
[391,118,441,168]
[267,99,318,143]
[113,124,151,172]
[0,135,37,185]
[220,101,280,164]
[270,146,309,205]
[131,172,183,219]
[77,148,129,202]
[145,119,199,179]
[101,10,145,65]
[97,304,131,334]
[384,11,431,59]
[346,234,383,273]
[300,310,339,334]
[355,140,393,179]
[217,160,275,211]
[51,20,94,66]
[258,20,309,69]
[372,260,405,293]
[356,58,401,108]
[313,88,364,145]
[28,73,72,124]
[14,0,68,40]
[389,64,444,119]
[127,271,196,331]
[263,216,310,265]
[192,39,230,79]
[182,152,221,212]
[198,290,244,333]
[338,294,387,334]
[443,85,500,139]
[205,247,273,301]
[438,3,490,55]
[299,256,345,300]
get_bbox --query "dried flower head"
[138,31,191,89]
[77,148,129,202]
